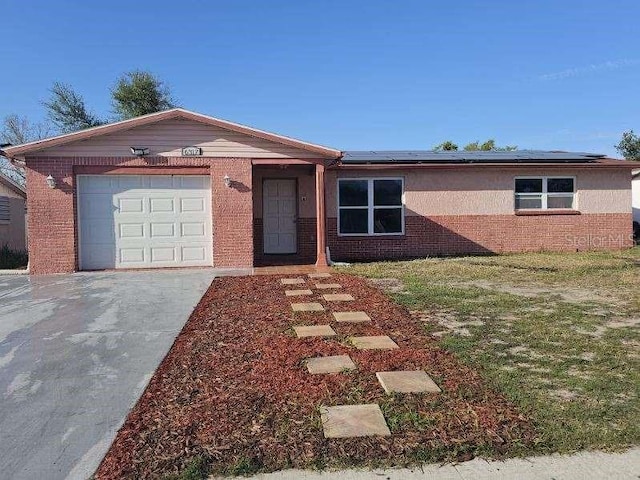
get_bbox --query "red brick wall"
[253,217,316,265]
[297,218,317,262]
[26,159,76,274]
[210,159,253,268]
[25,156,254,274]
[327,213,633,261]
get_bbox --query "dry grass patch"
[344,249,640,455]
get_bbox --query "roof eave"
[0,174,26,198]
[333,160,640,169]
[2,108,342,159]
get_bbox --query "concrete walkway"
[0,269,217,480]
[234,448,640,480]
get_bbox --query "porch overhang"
[251,158,332,166]
[252,159,330,267]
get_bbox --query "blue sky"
[1,0,639,156]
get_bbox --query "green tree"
[43,82,104,133]
[112,70,175,119]
[434,140,459,151]
[463,139,517,151]
[615,130,640,161]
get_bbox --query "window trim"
[337,177,405,236]
[514,176,577,211]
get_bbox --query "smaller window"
[514,177,575,210]
[0,196,9,223]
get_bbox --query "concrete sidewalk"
[233,447,640,480]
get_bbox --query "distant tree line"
[433,139,517,152]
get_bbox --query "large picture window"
[515,177,575,210]
[338,178,404,235]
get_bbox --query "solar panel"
[340,150,608,164]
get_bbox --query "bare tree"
[0,114,53,186]
[44,82,103,133]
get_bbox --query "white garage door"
[77,175,212,270]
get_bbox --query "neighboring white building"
[0,172,27,251]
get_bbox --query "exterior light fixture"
[223,174,231,187]
[45,174,56,189]
[130,146,150,157]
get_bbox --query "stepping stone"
[285,289,313,297]
[291,302,324,312]
[320,404,391,438]
[294,325,336,338]
[309,272,332,278]
[306,355,356,374]
[333,311,371,323]
[315,283,342,289]
[376,370,442,394]
[281,278,305,285]
[350,336,399,350]
[323,293,354,302]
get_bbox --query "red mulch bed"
[95,274,535,479]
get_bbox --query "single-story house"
[0,108,635,275]
[0,172,26,252]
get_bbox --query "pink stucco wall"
[325,167,631,216]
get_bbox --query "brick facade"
[26,158,76,274]
[25,156,254,274]
[327,213,633,262]
[253,217,316,265]
[24,154,634,274]
[210,158,253,268]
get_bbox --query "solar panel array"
[341,150,608,164]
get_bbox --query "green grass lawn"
[341,249,640,456]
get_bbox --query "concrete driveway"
[0,269,217,480]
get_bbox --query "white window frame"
[337,177,405,236]
[514,176,577,210]
[0,196,10,224]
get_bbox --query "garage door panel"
[118,198,144,213]
[82,245,116,269]
[149,198,175,213]
[181,222,205,237]
[78,175,212,270]
[180,176,209,189]
[117,176,144,190]
[182,246,206,262]
[180,198,205,212]
[119,223,145,239]
[151,223,175,237]
[120,248,145,264]
[149,176,174,188]
[151,246,176,263]
[79,176,115,194]
[84,194,116,217]
[80,219,115,244]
